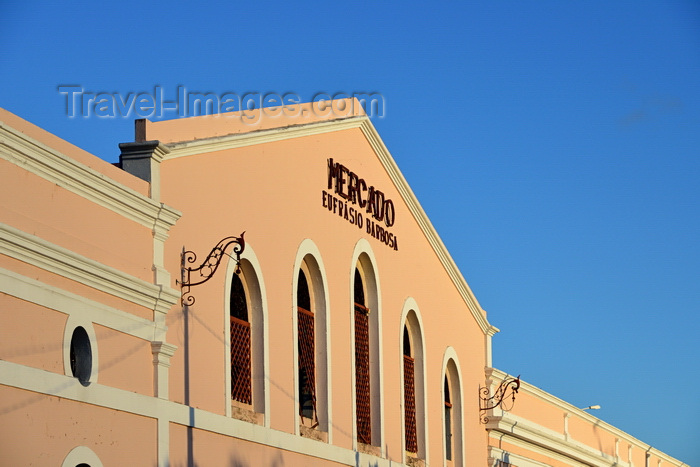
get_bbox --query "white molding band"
[488,445,553,467]
[487,413,617,467]
[486,368,686,467]
[0,222,179,316]
[0,121,180,230]
[0,267,160,341]
[162,117,369,160]
[0,359,396,467]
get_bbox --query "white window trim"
[63,315,99,386]
[223,242,270,427]
[291,239,332,440]
[400,298,429,462]
[349,238,384,455]
[442,348,465,467]
[61,445,103,467]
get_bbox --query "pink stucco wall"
[0,108,148,196]
[0,386,157,465]
[0,158,153,284]
[93,324,154,396]
[0,294,66,374]
[157,118,489,464]
[169,423,347,466]
[489,378,675,467]
[2,106,683,467]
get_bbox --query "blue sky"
[2,1,699,463]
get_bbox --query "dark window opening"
[230,273,248,322]
[297,268,316,423]
[70,326,92,386]
[354,267,371,444]
[297,269,311,311]
[403,325,411,357]
[355,308,371,444]
[444,375,451,404]
[354,268,366,306]
[403,330,417,453]
[230,273,251,404]
[444,375,453,460]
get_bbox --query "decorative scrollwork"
[177,232,246,306]
[479,374,520,424]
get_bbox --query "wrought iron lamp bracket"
[177,232,246,306]
[479,374,520,424]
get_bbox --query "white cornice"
[153,202,181,240]
[357,118,494,335]
[151,143,171,162]
[0,121,181,230]
[489,444,569,467]
[162,116,495,335]
[162,116,368,159]
[486,368,686,467]
[487,413,619,467]
[489,434,591,467]
[0,267,157,341]
[0,222,179,315]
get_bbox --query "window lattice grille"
[404,354,417,453]
[355,303,371,445]
[297,306,317,423]
[230,316,251,404]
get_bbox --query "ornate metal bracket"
[177,232,246,306]
[479,374,520,424]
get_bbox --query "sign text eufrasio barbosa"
[322,158,398,251]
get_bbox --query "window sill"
[299,424,328,442]
[405,453,425,467]
[231,400,262,425]
[357,442,381,457]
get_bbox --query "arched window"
[403,325,417,453]
[227,253,268,424]
[354,267,372,445]
[351,245,382,451]
[443,355,463,466]
[297,268,316,423]
[293,244,330,438]
[230,272,251,404]
[401,304,426,461]
[444,375,453,461]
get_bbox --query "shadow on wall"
[167,450,286,467]
[166,448,391,466]
[592,417,618,460]
[593,418,604,457]
[0,326,149,417]
[355,450,381,467]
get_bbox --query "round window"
[70,326,92,386]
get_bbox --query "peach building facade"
[0,102,687,467]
